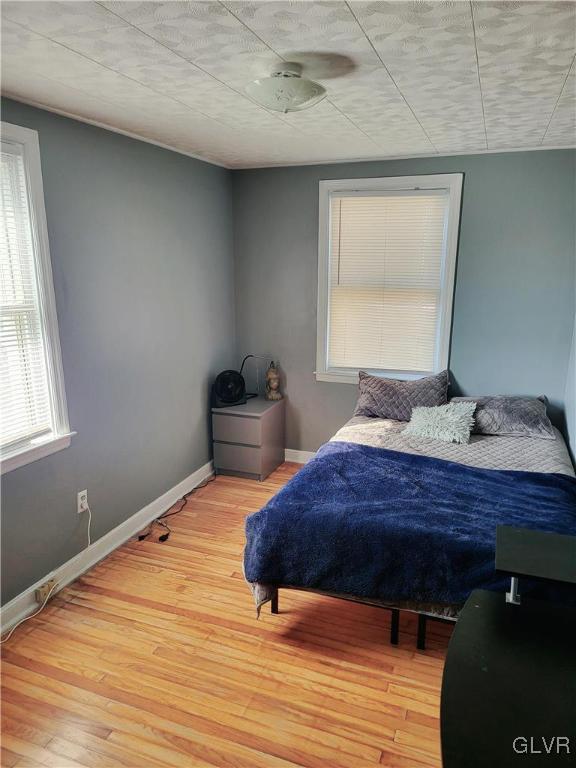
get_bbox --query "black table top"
[441,590,576,767]
[496,527,576,585]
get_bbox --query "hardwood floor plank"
[2,700,112,742]
[1,465,450,767]
[1,747,22,768]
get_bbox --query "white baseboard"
[1,461,214,633]
[284,449,316,464]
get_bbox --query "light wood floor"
[1,463,452,768]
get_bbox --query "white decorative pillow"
[404,402,477,444]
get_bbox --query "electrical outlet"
[77,489,88,514]
[35,578,58,604]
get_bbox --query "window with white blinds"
[1,122,71,473]
[316,175,462,383]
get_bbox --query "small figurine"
[265,361,283,401]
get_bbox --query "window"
[1,122,72,473]
[316,174,463,383]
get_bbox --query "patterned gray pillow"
[451,396,555,440]
[354,370,450,422]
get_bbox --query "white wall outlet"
[77,489,88,514]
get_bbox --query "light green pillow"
[404,402,477,444]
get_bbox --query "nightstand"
[212,398,285,481]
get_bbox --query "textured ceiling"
[2,1,575,168]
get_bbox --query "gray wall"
[233,150,576,452]
[1,99,235,603]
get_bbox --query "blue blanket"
[244,442,576,606]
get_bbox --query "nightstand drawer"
[212,413,261,446]
[213,442,261,475]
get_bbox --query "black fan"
[212,369,246,408]
[212,355,269,408]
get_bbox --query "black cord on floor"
[138,475,216,543]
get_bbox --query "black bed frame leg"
[390,608,400,645]
[270,589,279,614]
[417,613,427,651]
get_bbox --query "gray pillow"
[451,395,555,440]
[404,401,477,444]
[354,370,449,422]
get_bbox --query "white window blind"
[0,122,71,473]
[1,141,52,448]
[329,191,448,373]
[316,175,462,383]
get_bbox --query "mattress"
[247,418,574,620]
[331,416,575,477]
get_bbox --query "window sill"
[315,370,432,384]
[1,432,75,475]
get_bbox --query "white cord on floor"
[1,503,93,644]
[0,581,58,645]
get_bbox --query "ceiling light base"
[245,62,326,113]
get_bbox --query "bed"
[244,415,576,646]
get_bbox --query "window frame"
[315,173,463,384]
[1,121,73,474]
